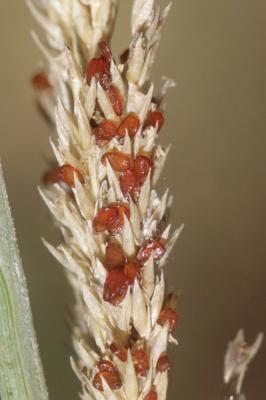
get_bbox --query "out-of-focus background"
[0,0,265,399]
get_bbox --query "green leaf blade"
[0,163,49,400]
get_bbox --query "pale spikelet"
[223,330,263,399]
[29,0,119,115]
[30,1,182,399]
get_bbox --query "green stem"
[0,163,48,400]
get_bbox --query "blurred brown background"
[0,0,265,399]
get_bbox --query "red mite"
[108,203,130,235]
[138,238,166,263]
[93,206,118,233]
[99,41,113,68]
[86,57,111,89]
[32,72,52,90]
[98,360,116,373]
[144,389,158,400]
[103,270,131,306]
[43,164,84,187]
[119,169,140,202]
[86,42,113,90]
[116,113,140,139]
[143,110,165,131]
[101,151,132,172]
[123,261,142,285]
[134,155,153,185]
[156,355,170,374]
[59,164,85,187]
[93,203,130,235]
[42,166,61,185]
[109,343,128,362]
[92,360,122,391]
[118,154,153,202]
[94,120,117,147]
[105,242,126,270]
[132,348,150,377]
[157,308,179,333]
[107,84,124,116]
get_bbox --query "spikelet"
[223,330,263,400]
[30,1,182,399]
[29,0,119,117]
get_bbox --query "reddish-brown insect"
[94,120,117,147]
[92,360,122,391]
[99,41,113,68]
[58,164,85,187]
[92,371,118,391]
[107,85,124,116]
[86,57,111,90]
[123,261,142,285]
[93,203,130,234]
[108,203,130,235]
[119,169,140,202]
[144,390,158,400]
[143,110,164,131]
[93,206,118,233]
[42,167,61,185]
[116,113,140,139]
[109,343,128,362]
[134,155,153,185]
[98,360,116,373]
[32,72,52,90]
[102,151,132,172]
[105,243,126,270]
[138,238,166,263]
[87,42,113,90]
[103,270,131,306]
[156,355,170,374]
[157,308,179,333]
[132,348,150,377]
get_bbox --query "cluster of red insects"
[102,240,168,306]
[91,350,171,395]
[89,299,177,393]
[37,42,178,394]
[89,294,177,393]
[86,42,164,146]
